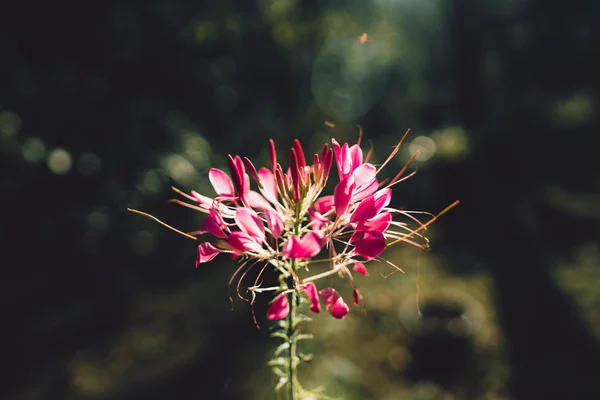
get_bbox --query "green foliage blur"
[2,0,600,399]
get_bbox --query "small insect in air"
[357,32,369,44]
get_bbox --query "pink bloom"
[319,288,349,319]
[267,293,290,320]
[235,207,265,242]
[353,262,368,276]
[227,231,264,255]
[208,168,236,198]
[265,208,284,238]
[282,231,326,259]
[334,177,355,216]
[300,282,321,313]
[354,231,386,260]
[196,243,223,266]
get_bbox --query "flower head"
[130,128,458,321]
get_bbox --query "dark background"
[2,0,600,399]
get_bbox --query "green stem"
[287,281,297,400]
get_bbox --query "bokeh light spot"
[431,126,469,160]
[87,210,110,232]
[78,153,102,176]
[22,137,47,164]
[182,133,211,169]
[161,153,198,186]
[142,169,163,194]
[47,148,73,175]
[408,136,436,162]
[0,110,22,136]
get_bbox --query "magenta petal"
[208,168,235,197]
[300,282,321,313]
[349,144,363,170]
[191,191,213,208]
[227,231,263,254]
[299,231,326,257]
[196,243,222,266]
[351,178,379,202]
[353,262,368,276]
[281,231,325,259]
[365,211,392,232]
[265,208,284,239]
[235,208,265,242]
[350,194,377,223]
[352,163,376,188]
[200,214,227,238]
[354,231,386,260]
[258,167,278,203]
[267,293,290,320]
[314,195,335,214]
[334,177,354,216]
[247,190,272,211]
[374,188,392,212]
[319,288,349,319]
[281,235,302,258]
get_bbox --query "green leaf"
[267,357,288,367]
[271,367,286,378]
[274,377,288,391]
[270,331,288,340]
[296,333,314,341]
[274,341,290,356]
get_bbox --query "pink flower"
[300,282,321,313]
[354,230,386,260]
[353,262,368,276]
[131,129,455,324]
[196,243,223,266]
[319,288,349,319]
[282,231,326,259]
[267,293,290,320]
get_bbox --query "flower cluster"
[165,131,452,321]
[129,128,458,398]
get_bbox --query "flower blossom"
[134,128,457,321]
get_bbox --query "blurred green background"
[2,0,600,399]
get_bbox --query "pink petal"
[353,288,360,305]
[353,262,368,276]
[354,231,386,260]
[352,163,376,188]
[227,231,263,254]
[258,167,278,203]
[351,178,379,202]
[334,177,355,216]
[308,209,328,230]
[365,211,392,232]
[200,213,227,238]
[374,188,392,211]
[235,208,265,242]
[314,195,335,214]
[349,144,363,170]
[208,168,235,197]
[267,293,289,320]
[196,243,222,266]
[351,190,391,224]
[281,231,325,259]
[319,288,349,319]
[350,195,377,224]
[247,190,272,211]
[265,208,284,239]
[300,282,321,313]
[191,190,213,208]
